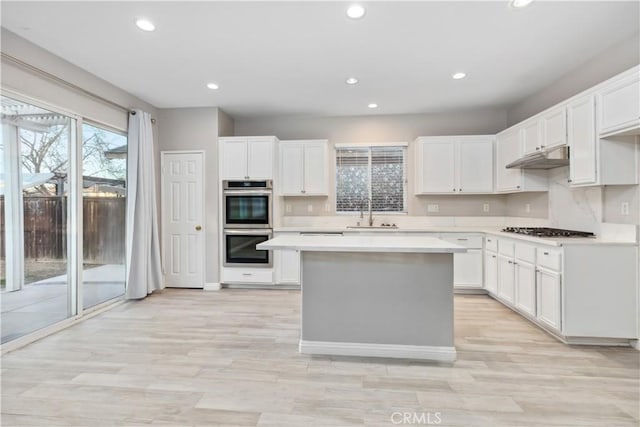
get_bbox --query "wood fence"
[0,196,125,264]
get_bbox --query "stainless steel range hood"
[505,145,569,169]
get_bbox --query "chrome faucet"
[359,197,374,226]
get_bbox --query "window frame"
[335,142,408,215]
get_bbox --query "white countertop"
[273,226,637,247]
[257,234,468,253]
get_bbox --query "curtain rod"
[1,52,156,124]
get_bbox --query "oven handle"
[224,229,273,236]
[223,190,272,196]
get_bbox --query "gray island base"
[258,235,467,362]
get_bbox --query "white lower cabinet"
[221,268,274,284]
[484,251,498,295]
[485,236,637,343]
[273,232,301,285]
[536,268,562,332]
[514,260,536,318]
[440,234,484,290]
[497,255,515,304]
[274,249,300,284]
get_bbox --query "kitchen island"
[257,234,466,361]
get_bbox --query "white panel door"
[220,138,247,179]
[303,142,328,195]
[458,138,493,193]
[279,142,304,195]
[497,255,515,304]
[162,152,205,288]
[247,138,273,179]
[568,95,597,185]
[418,139,456,193]
[598,73,640,135]
[275,249,301,284]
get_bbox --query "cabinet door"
[417,139,456,193]
[279,143,304,195]
[220,138,248,179]
[484,252,498,294]
[497,255,515,304]
[458,138,493,193]
[598,73,640,135]
[568,95,597,185]
[275,249,300,284]
[303,143,328,195]
[495,131,522,192]
[453,249,483,288]
[521,120,542,155]
[247,138,273,179]
[536,268,562,332]
[514,261,536,317]
[541,107,567,150]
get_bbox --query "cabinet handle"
[242,273,253,276]
[513,262,518,265]
[492,255,496,258]
[457,238,468,241]
[459,188,462,192]
[536,147,540,151]
[516,185,521,189]
[567,179,572,183]
[543,252,549,255]
[301,190,306,194]
[453,188,457,192]
[508,260,513,264]
[245,176,250,179]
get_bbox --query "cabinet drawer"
[222,268,273,284]
[515,243,536,263]
[498,240,515,257]
[440,234,483,249]
[485,236,498,252]
[536,248,562,271]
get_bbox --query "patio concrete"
[1,264,124,343]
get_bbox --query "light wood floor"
[1,289,638,426]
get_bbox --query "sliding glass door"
[81,123,126,309]
[1,96,75,343]
[1,95,127,344]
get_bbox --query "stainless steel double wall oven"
[222,180,273,267]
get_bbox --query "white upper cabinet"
[219,136,276,180]
[521,119,542,155]
[415,136,493,194]
[541,106,567,150]
[568,95,597,185]
[597,70,640,137]
[568,93,638,187]
[279,140,328,196]
[495,130,548,193]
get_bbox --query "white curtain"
[125,109,163,299]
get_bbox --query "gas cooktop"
[502,227,596,238]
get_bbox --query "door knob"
[195,225,202,231]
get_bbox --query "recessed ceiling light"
[368,103,378,109]
[510,0,534,9]
[346,4,366,19]
[206,82,219,90]
[452,72,467,80]
[135,18,155,32]
[346,77,359,85]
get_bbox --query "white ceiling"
[2,1,639,118]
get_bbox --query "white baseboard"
[299,340,457,362]
[204,282,221,291]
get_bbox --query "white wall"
[1,29,158,131]
[507,32,640,126]
[157,108,221,285]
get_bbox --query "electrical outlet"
[325,203,331,213]
[285,204,292,213]
[483,203,490,213]
[307,204,313,213]
[525,203,531,213]
[427,204,439,213]
[621,201,630,216]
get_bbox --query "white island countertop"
[257,234,467,253]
